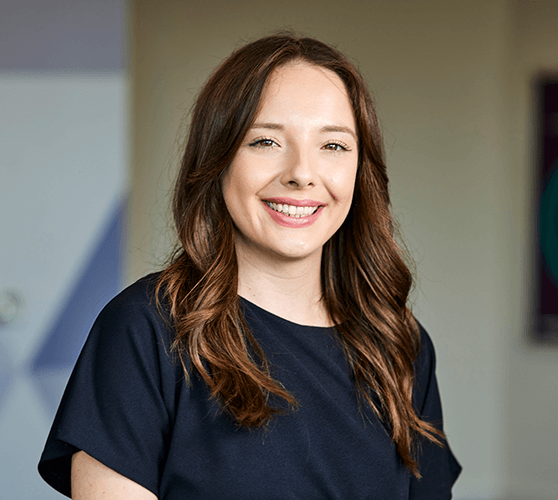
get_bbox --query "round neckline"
[239,296,337,331]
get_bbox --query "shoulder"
[38,274,178,498]
[412,319,439,414]
[83,272,175,367]
[409,321,463,495]
[98,272,165,320]
[93,273,169,335]
[414,319,436,371]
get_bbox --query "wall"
[128,1,558,498]
[0,0,128,497]
[503,2,558,499]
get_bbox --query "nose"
[280,146,315,189]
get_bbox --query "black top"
[39,274,461,499]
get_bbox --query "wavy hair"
[156,33,443,477]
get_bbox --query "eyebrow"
[320,125,358,141]
[251,123,284,131]
[251,123,358,141]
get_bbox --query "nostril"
[286,180,313,187]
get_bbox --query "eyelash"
[322,141,350,152]
[248,138,351,152]
[248,137,278,148]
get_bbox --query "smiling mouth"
[264,201,320,218]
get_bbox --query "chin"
[269,243,323,262]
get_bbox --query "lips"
[262,198,325,228]
[264,197,323,207]
[264,201,319,218]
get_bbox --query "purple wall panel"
[0,0,125,71]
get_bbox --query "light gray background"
[0,0,127,498]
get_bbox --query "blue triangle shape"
[30,196,126,414]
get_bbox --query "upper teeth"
[265,201,319,218]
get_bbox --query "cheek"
[220,173,234,212]
[224,159,264,193]
[222,165,265,222]
[328,166,358,204]
[222,162,248,202]
[221,170,244,224]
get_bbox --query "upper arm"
[39,285,175,496]
[71,451,158,500]
[409,321,462,498]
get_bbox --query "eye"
[249,137,278,148]
[322,141,350,152]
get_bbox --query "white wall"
[0,76,128,499]
[503,2,558,499]
[128,1,558,498]
[0,1,128,497]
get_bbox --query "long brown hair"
[156,33,443,477]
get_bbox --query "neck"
[236,246,332,327]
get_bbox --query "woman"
[39,33,461,499]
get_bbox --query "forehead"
[256,62,355,125]
[267,61,348,93]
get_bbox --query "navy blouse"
[39,274,461,499]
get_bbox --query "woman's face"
[221,62,358,264]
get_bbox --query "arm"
[39,278,175,497]
[71,451,157,500]
[409,323,461,499]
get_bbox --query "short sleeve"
[38,277,176,498]
[409,322,462,499]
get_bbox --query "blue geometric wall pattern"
[30,197,127,417]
